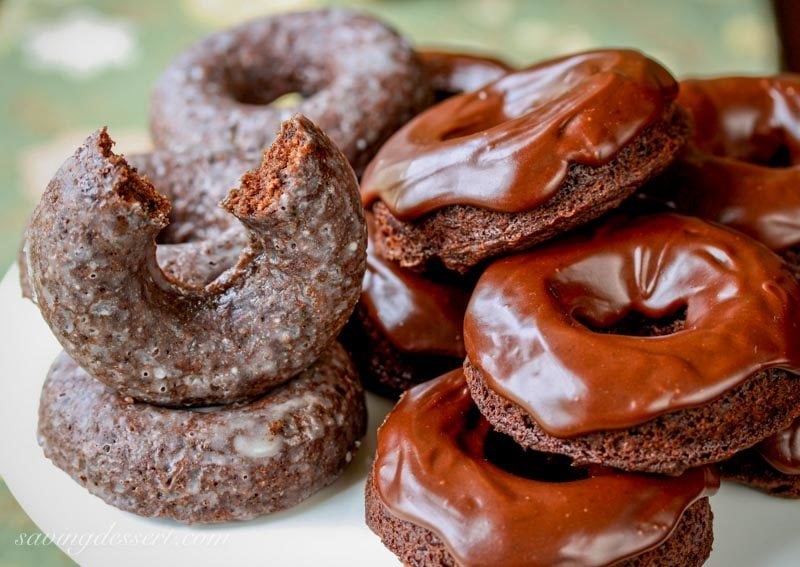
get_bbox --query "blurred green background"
[0,0,781,565]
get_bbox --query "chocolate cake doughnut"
[341,217,472,397]
[362,49,689,273]
[39,346,366,523]
[24,116,367,406]
[463,214,800,474]
[637,76,800,489]
[366,369,718,566]
[642,75,800,275]
[418,49,511,100]
[150,9,431,173]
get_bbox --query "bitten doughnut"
[150,9,431,173]
[463,214,800,474]
[418,49,511,100]
[341,216,472,398]
[39,347,366,523]
[362,49,689,273]
[24,116,367,406]
[366,369,718,567]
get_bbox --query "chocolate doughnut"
[418,49,511,100]
[150,9,431,173]
[643,75,800,275]
[366,369,718,566]
[341,217,471,397]
[463,214,800,474]
[637,76,800,488]
[24,116,367,406]
[39,346,366,523]
[362,49,689,273]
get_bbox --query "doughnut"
[39,346,366,523]
[463,214,800,474]
[24,115,367,406]
[149,9,432,174]
[642,75,800,275]
[636,76,800,489]
[361,49,690,273]
[341,216,472,398]
[418,49,511,100]
[366,369,718,567]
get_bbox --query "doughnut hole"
[574,305,688,337]
[482,422,590,482]
[223,60,319,107]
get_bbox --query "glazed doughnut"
[361,49,689,273]
[341,216,472,398]
[418,49,511,100]
[39,346,366,523]
[366,369,718,567]
[24,115,367,406]
[149,9,431,173]
[463,214,800,474]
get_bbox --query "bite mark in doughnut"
[366,369,718,567]
[39,346,366,523]
[463,214,800,473]
[149,9,431,173]
[24,115,367,406]
[361,49,689,273]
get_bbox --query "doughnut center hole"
[576,305,687,337]
[484,429,589,482]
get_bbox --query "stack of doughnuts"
[20,9,441,524]
[17,7,800,561]
[360,36,800,567]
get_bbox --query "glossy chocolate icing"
[361,49,677,220]
[373,369,719,567]
[418,49,511,99]
[361,227,470,357]
[652,76,800,251]
[464,214,800,437]
[759,417,800,475]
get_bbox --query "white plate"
[1,264,798,566]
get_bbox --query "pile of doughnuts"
[17,6,800,563]
[353,22,800,567]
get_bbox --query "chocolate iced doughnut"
[39,346,366,523]
[366,369,718,567]
[24,116,367,406]
[464,214,800,474]
[341,217,472,397]
[418,49,511,100]
[642,76,800,276]
[150,9,431,173]
[362,49,689,273]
